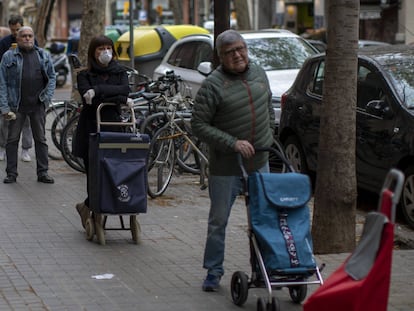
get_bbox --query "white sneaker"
[21,149,31,162]
[0,148,5,161]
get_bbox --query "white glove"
[83,89,95,105]
[126,98,134,108]
[4,111,16,120]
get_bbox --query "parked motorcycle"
[49,42,70,87]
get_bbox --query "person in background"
[0,15,35,162]
[0,26,56,184]
[191,29,275,291]
[73,35,130,228]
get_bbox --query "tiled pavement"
[0,143,412,310]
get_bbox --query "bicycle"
[45,99,79,160]
[59,91,147,173]
[147,94,209,198]
[59,111,85,173]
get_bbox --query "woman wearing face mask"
[73,35,130,228]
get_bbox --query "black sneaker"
[202,274,221,292]
[37,175,54,184]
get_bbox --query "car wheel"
[401,166,414,229]
[283,136,308,174]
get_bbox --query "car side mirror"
[366,100,393,119]
[197,61,213,76]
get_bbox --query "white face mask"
[98,50,112,65]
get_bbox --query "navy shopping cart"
[87,103,150,245]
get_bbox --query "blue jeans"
[6,110,48,177]
[203,163,269,277]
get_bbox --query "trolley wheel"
[130,215,141,244]
[94,213,106,246]
[85,217,95,241]
[270,297,280,311]
[230,271,249,306]
[257,297,266,311]
[289,284,307,303]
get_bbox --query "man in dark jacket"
[191,29,275,291]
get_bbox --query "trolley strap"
[279,212,300,267]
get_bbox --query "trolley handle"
[96,102,136,133]
[378,168,404,222]
[237,146,295,180]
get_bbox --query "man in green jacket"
[191,29,275,291]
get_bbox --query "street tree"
[0,0,10,26]
[169,0,183,24]
[312,0,360,254]
[233,0,251,30]
[77,0,105,66]
[33,0,56,47]
[69,0,105,101]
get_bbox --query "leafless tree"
[33,0,56,47]
[169,0,183,24]
[68,0,105,101]
[312,0,360,254]
[233,0,251,30]
[77,0,105,66]
[0,0,10,26]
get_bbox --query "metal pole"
[129,0,134,69]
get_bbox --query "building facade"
[3,0,414,45]
[275,0,414,44]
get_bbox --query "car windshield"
[246,37,316,71]
[379,53,414,109]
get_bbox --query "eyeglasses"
[222,45,246,57]
[20,34,33,38]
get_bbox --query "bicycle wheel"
[147,126,176,198]
[140,111,167,139]
[174,119,202,175]
[60,114,86,173]
[45,101,66,159]
[269,137,287,173]
[198,141,209,190]
[46,101,78,159]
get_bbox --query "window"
[307,60,325,96]
[357,65,384,108]
[166,42,197,69]
[194,42,213,68]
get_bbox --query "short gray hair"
[17,26,33,36]
[216,29,246,54]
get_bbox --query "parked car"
[278,45,414,228]
[306,39,327,52]
[306,39,391,53]
[114,25,209,77]
[153,29,319,128]
[358,40,391,48]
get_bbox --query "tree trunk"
[33,0,56,47]
[0,0,10,26]
[213,0,230,67]
[233,0,251,30]
[70,0,105,101]
[312,0,359,254]
[78,0,105,66]
[169,0,183,24]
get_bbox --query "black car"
[278,45,414,228]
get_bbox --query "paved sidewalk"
[0,153,413,310]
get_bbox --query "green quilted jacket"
[191,62,275,176]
